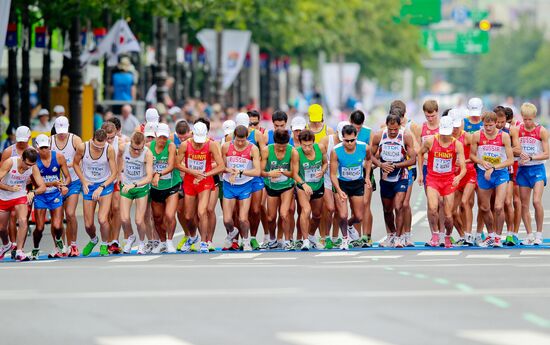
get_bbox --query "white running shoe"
[340,237,349,250]
[348,225,360,240]
[152,242,167,254]
[181,237,199,252]
[521,235,535,246]
[199,241,209,253]
[242,239,252,252]
[301,239,311,251]
[224,228,240,248]
[137,242,146,255]
[166,240,176,253]
[123,234,136,254]
[379,234,396,248]
[533,237,543,246]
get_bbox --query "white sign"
[0,0,11,64]
[197,29,251,91]
[322,62,360,113]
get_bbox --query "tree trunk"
[20,1,31,126]
[40,27,51,112]
[7,6,19,126]
[297,52,304,94]
[155,16,168,107]
[69,14,83,136]
[215,30,223,106]
[102,10,112,100]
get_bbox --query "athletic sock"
[90,237,99,244]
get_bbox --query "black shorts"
[265,185,294,198]
[213,174,221,187]
[297,184,325,200]
[338,179,365,197]
[150,183,181,203]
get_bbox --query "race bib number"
[521,143,537,155]
[434,157,452,173]
[187,158,206,172]
[482,154,501,166]
[304,167,321,183]
[381,144,402,162]
[89,166,105,178]
[271,170,288,183]
[341,166,362,180]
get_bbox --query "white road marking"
[315,252,359,257]
[211,253,261,260]
[466,254,510,259]
[520,250,550,256]
[254,257,297,261]
[417,251,462,256]
[277,332,395,345]
[321,260,366,264]
[457,330,550,345]
[411,212,426,227]
[96,335,194,345]
[109,256,161,263]
[26,259,59,263]
[357,255,402,259]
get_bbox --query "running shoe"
[268,240,279,250]
[455,238,466,246]
[48,248,65,258]
[479,236,495,248]
[143,241,154,254]
[152,242,167,254]
[199,241,209,253]
[379,234,396,248]
[474,234,484,247]
[404,233,415,247]
[444,236,452,248]
[324,237,334,250]
[295,240,303,249]
[15,251,30,262]
[177,236,188,251]
[509,234,519,246]
[243,240,252,252]
[223,229,239,249]
[333,238,342,248]
[361,235,372,248]
[250,238,260,251]
[350,239,363,248]
[82,240,97,256]
[99,244,109,256]
[534,237,543,246]
[300,239,310,251]
[10,248,16,260]
[55,239,64,252]
[30,248,40,260]
[394,237,404,248]
[181,237,199,252]
[283,241,294,251]
[340,237,349,251]
[190,243,199,252]
[137,242,146,255]
[166,240,177,253]
[347,225,360,240]
[123,234,136,254]
[493,236,503,248]
[108,242,122,255]
[521,236,535,246]
[207,241,216,252]
[0,243,12,260]
[68,244,80,257]
[428,233,440,247]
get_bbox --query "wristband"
[99,184,105,189]
[529,156,533,161]
[239,170,243,178]
[133,183,138,188]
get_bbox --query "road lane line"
[466,254,510,259]
[277,332,395,345]
[520,250,550,256]
[96,335,194,345]
[417,251,462,256]
[254,257,297,261]
[109,256,161,263]
[457,330,550,345]
[315,252,359,257]
[211,253,261,260]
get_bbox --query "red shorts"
[512,161,519,185]
[426,175,455,197]
[457,166,477,191]
[114,182,120,192]
[183,176,215,196]
[0,196,28,212]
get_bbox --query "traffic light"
[475,20,503,31]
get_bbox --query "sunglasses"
[131,145,143,152]
[249,122,259,127]
[344,138,356,143]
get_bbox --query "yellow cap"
[308,104,323,122]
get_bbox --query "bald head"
[121,104,132,118]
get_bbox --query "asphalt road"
[2,170,550,345]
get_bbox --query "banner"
[197,29,251,91]
[80,19,140,66]
[0,0,12,63]
[321,62,360,113]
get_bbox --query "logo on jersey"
[52,167,58,172]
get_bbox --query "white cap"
[53,105,65,114]
[222,120,236,136]
[235,112,249,128]
[54,116,69,134]
[38,108,49,117]
[448,109,463,128]
[337,121,350,141]
[15,126,31,142]
[35,134,50,148]
[193,122,208,143]
[168,106,181,116]
[145,108,160,123]
[291,116,307,131]
[144,122,157,137]
[439,116,453,135]
[468,97,483,117]
[156,123,170,138]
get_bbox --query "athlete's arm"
[369,131,383,168]
[496,132,514,169]
[532,127,549,161]
[0,147,12,163]
[72,143,86,185]
[291,149,302,184]
[246,146,261,177]
[411,123,422,154]
[397,132,417,169]
[364,144,372,188]
[221,142,233,174]
[330,148,346,200]
[256,130,266,151]
[103,145,118,186]
[260,146,269,177]
[453,141,467,186]
[283,148,298,178]
[416,137,432,185]
[157,142,176,178]
[30,165,46,195]
[326,126,335,136]
[318,143,328,177]
[176,139,187,173]
[207,141,225,177]
[137,150,154,186]
[0,159,17,191]
[57,153,72,187]
[509,126,522,157]
[70,135,83,168]
[117,143,126,183]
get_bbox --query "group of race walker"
[0,98,547,261]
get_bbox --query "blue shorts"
[82,182,114,201]
[380,179,408,199]
[408,167,417,187]
[63,179,82,201]
[250,176,264,194]
[34,191,63,210]
[516,165,547,188]
[223,180,253,200]
[476,167,509,190]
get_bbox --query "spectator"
[94,104,105,131]
[119,104,140,136]
[2,123,16,152]
[32,108,52,133]
[112,57,136,102]
[50,105,66,135]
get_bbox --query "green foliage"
[518,43,550,98]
